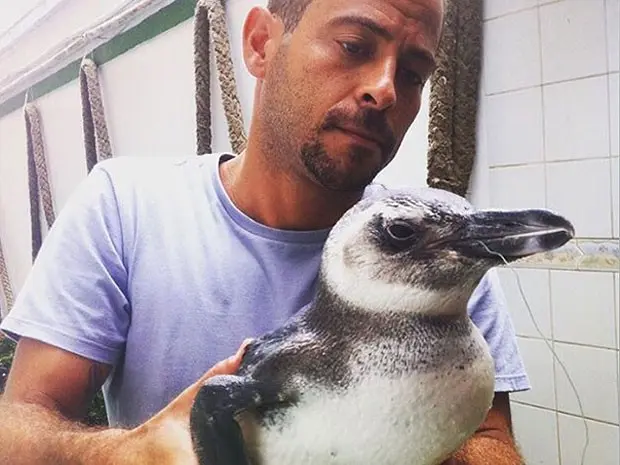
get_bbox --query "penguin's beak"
[452,209,575,261]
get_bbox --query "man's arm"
[0,337,127,465]
[0,336,247,465]
[446,269,529,465]
[442,392,524,465]
[0,159,238,464]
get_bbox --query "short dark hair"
[267,0,313,31]
[268,0,446,34]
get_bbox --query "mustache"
[320,108,397,153]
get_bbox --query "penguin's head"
[321,187,574,315]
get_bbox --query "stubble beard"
[259,47,304,176]
[300,139,379,192]
[259,48,384,194]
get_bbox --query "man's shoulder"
[87,153,227,204]
[60,153,230,230]
[93,153,222,186]
[468,270,507,316]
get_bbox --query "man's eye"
[341,41,369,57]
[400,68,424,86]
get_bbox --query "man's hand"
[126,340,252,464]
[0,336,251,465]
[440,392,524,465]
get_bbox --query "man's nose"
[356,60,397,111]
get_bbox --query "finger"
[202,338,253,380]
[164,340,255,416]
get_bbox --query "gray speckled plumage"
[190,187,574,465]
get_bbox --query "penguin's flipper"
[190,374,279,465]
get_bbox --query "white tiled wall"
[481,0,620,463]
[546,158,613,238]
[558,413,620,465]
[554,342,619,424]
[512,337,556,409]
[615,272,619,349]
[610,73,619,157]
[483,0,538,21]
[543,76,610,161]
[539,0,608,83]
[500,268,552,339]
[613,156,619,238]
[551,271,616,349]
[489,165,547,209]
[512,403,560,465]
[607,0,620,73]
[483,9,542,94]
[486,87,544,166]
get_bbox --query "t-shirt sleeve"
[0,162,129,366]
[468,269,531,393]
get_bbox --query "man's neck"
[219,146,363,231]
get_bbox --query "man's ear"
[242,7,284,79]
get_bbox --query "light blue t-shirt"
[1,153,530,428]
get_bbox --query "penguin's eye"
[384,220,418,248]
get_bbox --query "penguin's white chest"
[240,340,495,465]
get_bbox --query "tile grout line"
[604,0,616,246]
[486,71,616,97]
[483,1,565,23]
[615,271,620,429]
[535,2,564,459]
[512,400,620,427]
[604,0,612,74]
[489,155,618,170]
[483,6,539,22]
[518,333,620,351]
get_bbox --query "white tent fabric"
[0,0,175,106]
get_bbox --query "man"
[0,0,529,463]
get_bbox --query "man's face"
[259,0,443,192]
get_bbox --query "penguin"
[190,187,574,465]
